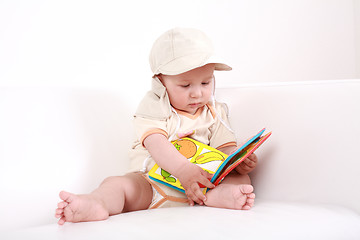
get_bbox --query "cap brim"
[207,55,232,71]
[155,54,232,75]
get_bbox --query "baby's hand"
[177,163,215,206]
[235,153,258,175]
[176,130,195,139]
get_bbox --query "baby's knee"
[101,176,123,185]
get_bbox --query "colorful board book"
[148,128,272,193]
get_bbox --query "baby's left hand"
[235,153,258,175]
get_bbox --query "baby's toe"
[58,217,66,225]
[240,185,254,194]
[57,201,68,209]
[248,193,255,199]
[247,198,255,204]
[55,208,64,216]
[242,205,251,210]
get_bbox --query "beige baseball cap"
[149,28,232,75]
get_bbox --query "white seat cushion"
[3,200,360,240]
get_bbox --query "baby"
[55,28,257,225]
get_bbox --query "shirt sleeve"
[133,116,168,146]
[209,102,237,149]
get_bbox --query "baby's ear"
[156,74,163,81]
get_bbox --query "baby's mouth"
[189,103,201,107]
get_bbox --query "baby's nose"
[190,87,202,98]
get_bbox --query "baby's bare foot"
[55,191,109,225]
[205,184,255,210]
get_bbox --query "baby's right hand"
[177,163,215,206]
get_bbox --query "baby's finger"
[186,189,203,205]
[198,176,215,189]
[191,183,208,203]
[199,170,215,188]
[191,193,205,205]
[203,170,214,180]
[243,158,256,167]
[239,162,253,172]
[187,197,195,206]
[248,153,258,162]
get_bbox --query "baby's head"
[149,27,231,76]
[149,28,231,115]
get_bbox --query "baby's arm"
[218,145,258,175]
[144,134,215,205]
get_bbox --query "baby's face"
[159,63,215,115]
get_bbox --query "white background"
[1,0,359,99]
[0,0,360,230]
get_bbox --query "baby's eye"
[202,82,210,85]
[181,84,190,88]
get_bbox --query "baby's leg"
[55,173,153,225]
[204,173,255,210]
